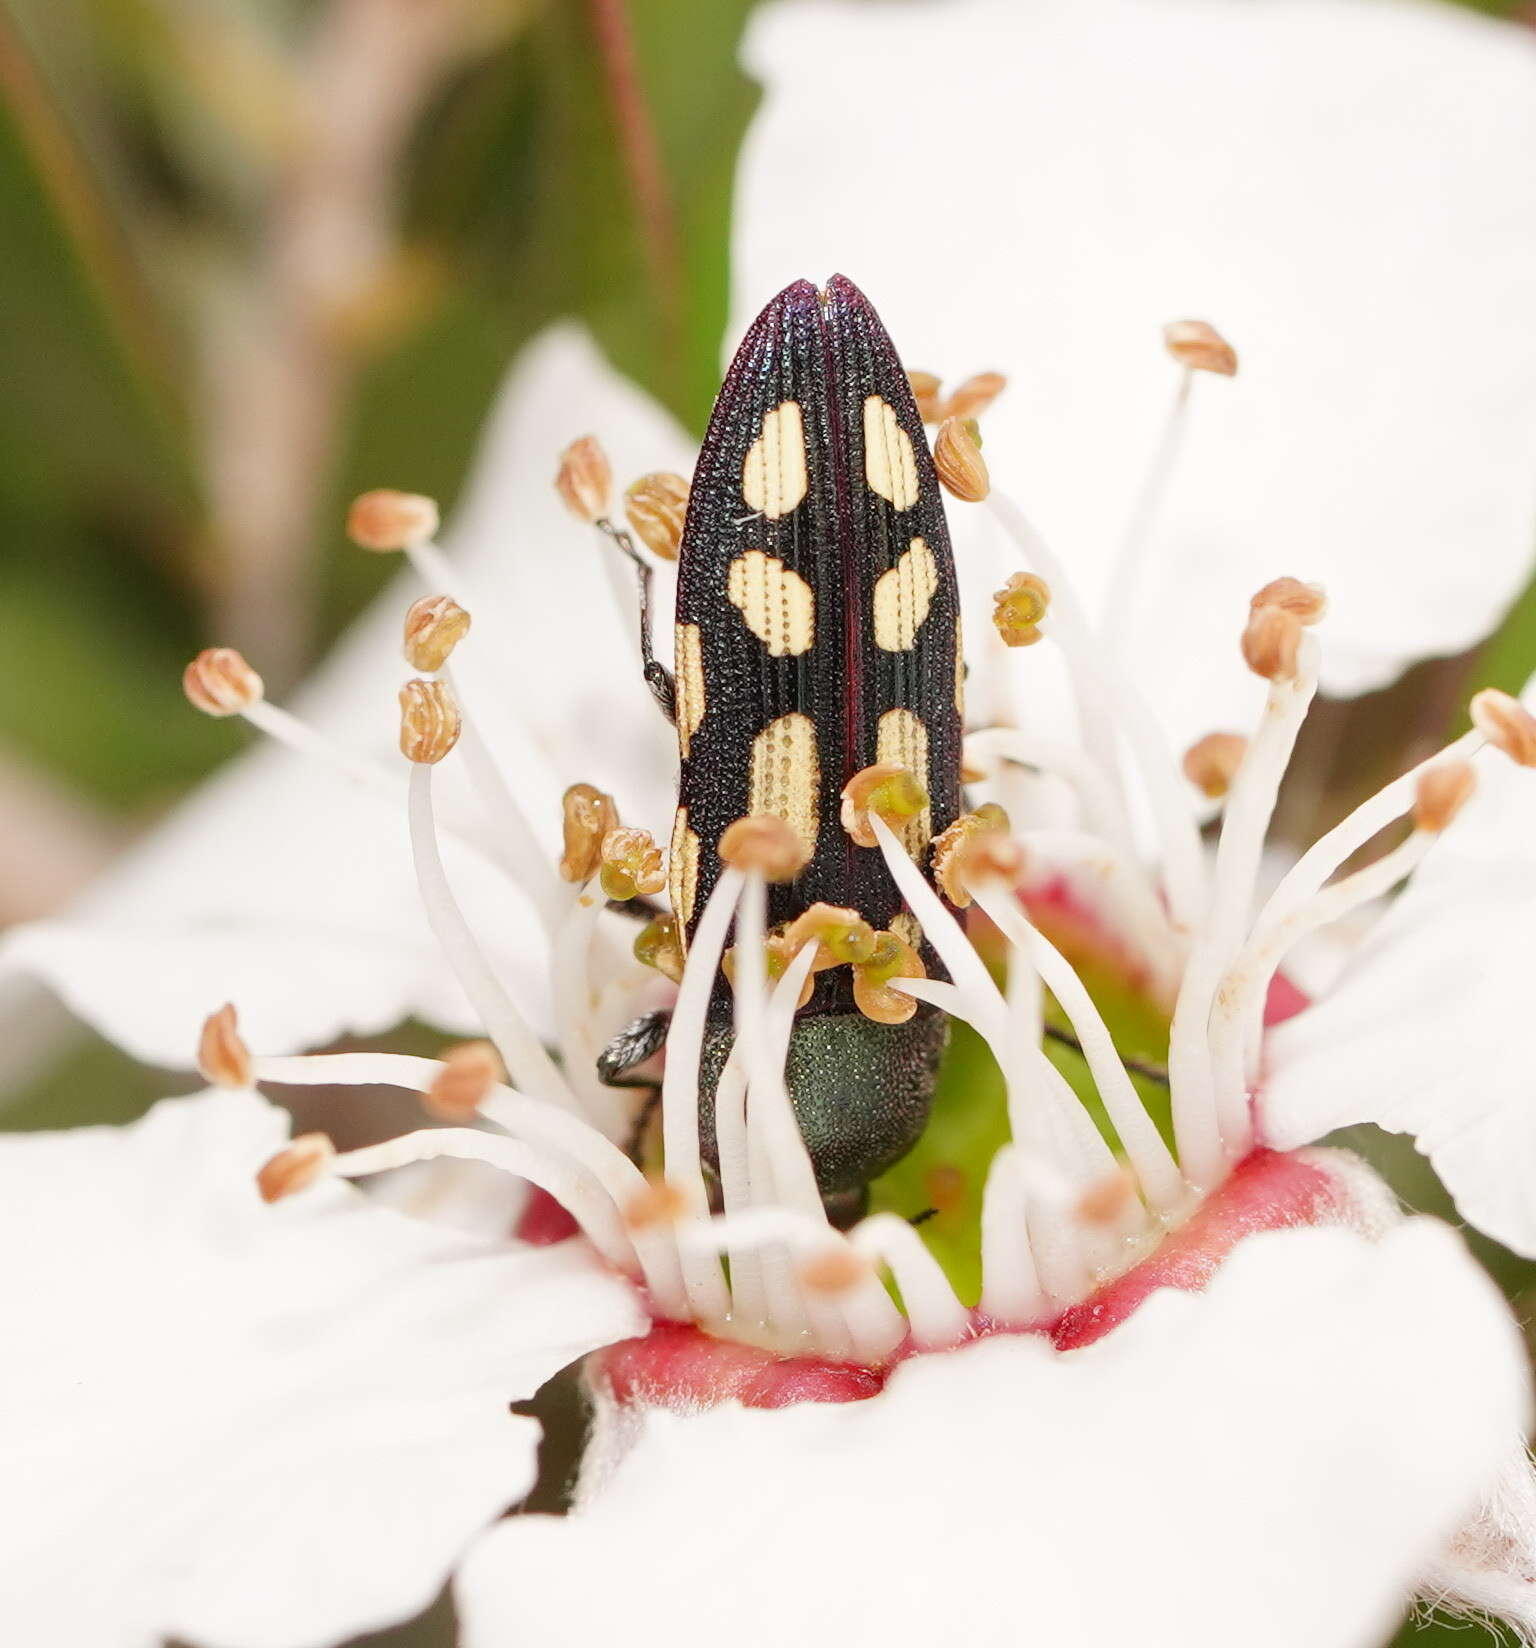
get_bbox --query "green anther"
[868,771,928,821]
[962,416,983,449]
[824,920,877,966]
[600,862,639,902]
[859,932,908,987]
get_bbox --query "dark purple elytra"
[672,275,965,1200]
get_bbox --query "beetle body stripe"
[674,275,963,1012]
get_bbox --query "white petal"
[1262,675,1536,1256]
[0,325,690,1066]
[737,0,1536,751]
[1422,1445,1536,1641]
[457,1221,1527,1648]
[0,1090,644,1648]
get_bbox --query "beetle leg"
[596,1005,672,1086]
[598,519,677,723]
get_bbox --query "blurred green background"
[2,2,1534,1645]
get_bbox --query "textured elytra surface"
[674,275,964,1019]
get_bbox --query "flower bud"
[930,805,1011,906]
[1240,605,1301,682]
[1182,732,1248,800]
[623,473,690,562]
[555,435,612,524]
[718,813,812,882]
[907,370,944,423]
[840,762,929,848]
[398,678,461,764]
[992,571,1050,647]
[1471,689,1536,768]
[1250,576,1326,625]
[425,1041,504,1120]
[1413,761,1476,833]
[560,783,621,882]
[184,648,263,717]
[599,825,666,902]
[402,594,471,672]
[944,370,1007,421]
[852,930,925,1024]
[348,489,439,551]
[197,1003,252,1089]
[934,416,990,503]
[257,1134,335,1203]
[1162,319,1238,376]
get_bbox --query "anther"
[954,830,1027,892]
[402,595,471,672]
[197,1003,252,1089]
[424,1040,505,1121]
[722,932,815,1006]
[1250,576,1327,626]
[1182,732,1249,800]
[623,1178,689,1233]
[783,903,878,966]
[257,1134,336,1203]
[797,1243,872,1297]
[924,1163,967,1214]
[991,571,1050,647]
[1470,689,1536,768]
[1413,761,1477,833]
[1162,319,1238,377]
[184,648,263,717]
[944,370,1007,421]
[841,762,929,848]
[853,930,926,1025]
[634,914,685,983]
[554,435,613,525]
[908,370,944,422]
[623,472,690,562]
[930,805,1010,906]
[1240,605,1302,682]
[398,679,462,764]
[1075,1166,1139,1227]
[559,783,621,882]
[347,489,440,552]
[599,825,666,902]
[718,814,812,881]
[934,415,991,503]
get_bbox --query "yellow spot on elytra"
[749,713,820,863]
[863,395,919,511]
[872,538,940,652]
[669,808,700,933]
[876,708,932,858]
[741,401,808,519]
[955,613,966,719]
[674,623,706,757]
[890,909,923,952]
[726,550,816,656]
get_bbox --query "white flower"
[0,1087,643,1648]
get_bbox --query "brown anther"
[934,415,991,504]
[623,472,690,562]
[953,830,1027,896]
[424,1040,504,1121]
[783,903,878,967]
[924,1163,967,1215]
[930,805,1011,906]
[852,930,926,1025]
[1240,605,1302,682]
[398,678,462,764]
[402,594,471,673]
[1076,1167,1139,1227]
[991,571,1050,647]
[1413,761,1477,833]
[183,648,263,717]
[624,1178,689,1232]
[1181,732,1249,801]
[718,814,812,882]
[840,762,929,849]
[797,1244,871,1296]
[960,755,991,784]
[722,933,814,1006]
[1162,319,1238,377]
[559,783,621,882]
[1250,576,1326,626]
[908,369,944,423]
[555,435,613,524]
[197,1003,252,1089]
[257,1134,335,1203]
[347,489,440,551]
[1471,689,1536,768]
[943,370,1007,421]
[633,914,685,983]
[599,825,666,902]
